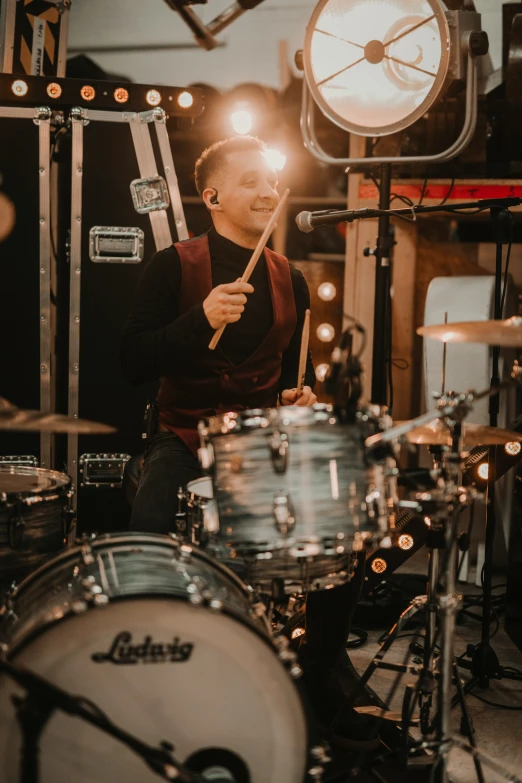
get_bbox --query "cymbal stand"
[339,393,522,783]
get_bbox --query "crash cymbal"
[0,398,116,434]
[418,316,522,347]
[397,419,522,447]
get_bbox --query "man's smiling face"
[212,149,279,241]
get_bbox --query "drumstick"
[297,309,311,395]
[208,188,290,351]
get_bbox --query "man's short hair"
[194,135,266,196]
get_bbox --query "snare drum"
[0,534,324,783]
[185,476,219,542]
[198,405,391,590]
[0,465,73,586]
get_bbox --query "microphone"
[295,207,380,233]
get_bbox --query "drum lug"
[179,544,192,562]
[273,634,303,679]
[81,576,109,607]
[308,764,327,781]
[250,601,266,619]
[8,513,25,549]
[187,576,220,609]
[268,431,289,474]
[273,490,296,536]
[80,545,95,566]
[310,744,332,764]
[63,507,76,538]
[307,742,332,781]
[0,595,17,626]
[71,599,89,614]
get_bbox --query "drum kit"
[1,316,522,783]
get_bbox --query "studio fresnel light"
[300,0,488,166]
[305,0,449,137]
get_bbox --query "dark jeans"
[130,432,202,534]
[130,432,364,675]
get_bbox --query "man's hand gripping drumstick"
[280,308,316,407]
[208,188,290,350]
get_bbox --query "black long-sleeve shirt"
[121,228,316,394]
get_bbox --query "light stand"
[366,163,394,406]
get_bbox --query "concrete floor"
[348,549,522,783]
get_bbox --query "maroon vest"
[157,234,297,454]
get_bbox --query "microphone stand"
[365,163,394,407]
[0,656,203,783]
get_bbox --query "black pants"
[130,432,364,676]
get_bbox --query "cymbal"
[418,316,522,347]
[397,419,522,447]
[0,398,116,434]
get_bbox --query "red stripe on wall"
[358,183,522,202]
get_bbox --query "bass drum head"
[0,597,308,783]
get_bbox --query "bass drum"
[0,534,319,783]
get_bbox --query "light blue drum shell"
[200,405,384,585]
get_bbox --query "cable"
[417,173,428,206]
[437,177,455,207]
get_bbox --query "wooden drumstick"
[208,188,290,351]
[297,309,311,395]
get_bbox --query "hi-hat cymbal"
[397,419,522,447]
[0,398,116,434]
[418,316,522,347]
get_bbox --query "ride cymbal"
[418,316,522,347]
[397,419,522,447]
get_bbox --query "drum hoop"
[4,532,253,603]
[200,404,335,439]
[0,466,71,499]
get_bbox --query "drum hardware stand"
[344,396,522,783]
[363,162,395,408]
[456,206,522,691]
[0,653,205,783]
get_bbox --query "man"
[121,135,375,750]
[121,135,316,532]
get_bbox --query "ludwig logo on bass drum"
[92,631,194,664]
